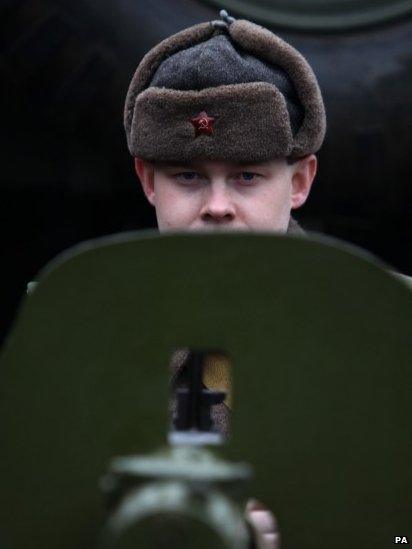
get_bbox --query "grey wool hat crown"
[124,11,326,163]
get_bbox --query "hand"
[245,498,280,549]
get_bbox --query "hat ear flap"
[124,22,215,149]
[228,19,326,157]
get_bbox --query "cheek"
[241,181,291,229]
[154,184,200,230]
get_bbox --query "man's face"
[135,157,317,233]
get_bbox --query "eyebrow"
[235,161,272,169]
[155,160,273,170]
[155,161,194,170]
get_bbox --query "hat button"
[219,9,236,24]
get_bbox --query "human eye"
[174,172,204,184]
[235,172,261,184]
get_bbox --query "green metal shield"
[203,0,412,30]
[0,232,411,548]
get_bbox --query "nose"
[200,182,235,224]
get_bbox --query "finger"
[245,502,280,549]
[247,510,277,534]
[261,532,280,549]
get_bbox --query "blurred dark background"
[1,0,412,345]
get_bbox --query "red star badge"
[190,111,215,136]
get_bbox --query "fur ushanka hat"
[124,10,326,163]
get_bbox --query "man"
[125,9,325,235]
[124,9,326,548]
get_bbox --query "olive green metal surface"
[0,232,411,548]
[204,0,412,30]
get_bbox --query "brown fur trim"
[124,22,215,146]
[124,18,326,162]
[229,20,326,158]
[130,82,293,162]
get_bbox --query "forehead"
[153,159,287,172]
